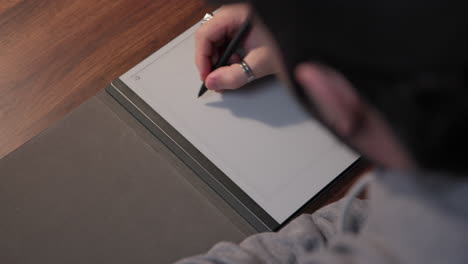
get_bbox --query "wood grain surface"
[0,0,213,158]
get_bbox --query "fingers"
[205,63,247,91]
[204,46,276,91]
[240,46,276,80]
[228,53,242,65]
[195,5,249,81]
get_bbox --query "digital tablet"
[106,20,359,231]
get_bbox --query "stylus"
[197,16,252,98]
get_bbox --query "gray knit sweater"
[176,169,468,263]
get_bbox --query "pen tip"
[198,87,206,98]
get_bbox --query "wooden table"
[0,0,366,213]
[0,0,213,159]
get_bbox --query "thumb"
[205,63,247,91]
[205,46,276,91]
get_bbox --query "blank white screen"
[120,23,357,223]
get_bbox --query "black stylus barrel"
[198,17,252,97]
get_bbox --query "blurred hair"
[210,0,468,174]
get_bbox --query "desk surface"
[0,0,213,158]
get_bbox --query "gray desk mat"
[0,91,254,264]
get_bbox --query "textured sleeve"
[175,199,368,264]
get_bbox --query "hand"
[195,4,281,92]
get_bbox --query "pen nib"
[198,84,207,98]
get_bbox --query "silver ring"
[201,13,214,25]
[239,60,256,82]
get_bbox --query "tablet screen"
[118,22,357,227]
